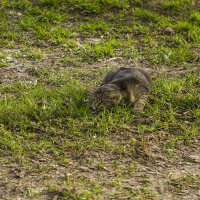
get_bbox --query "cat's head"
[91,84,122,110]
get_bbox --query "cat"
[91,67,152,112]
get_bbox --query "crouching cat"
[91,67,152,112]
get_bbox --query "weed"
[127,161,136,176]
[0,61,9,68]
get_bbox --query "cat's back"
[114,67,149,80]
[106,67,151,91]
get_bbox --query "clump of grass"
[67,0,129,14]
[70,1,101,14]
[131,8,172,29]
[123,46,139,60]
[20,15,74,44]
[162,0,194,12]
[0,53,9,67]
[7,0,31,10]
[59,57,78,67]
[24,187,41,198]
[168,174,200,192]
[47,180,102,200]
[0,127,26,162]
[83,39,120,60]
[27,48,44,60]
[0,61,9,68]
[78,21,110,35]
[144,39,198,65]
[50,26,74,39]
[175,21,200,43]
[189,12,200,25]
[132,8,160,23]
[162,1,181,10]
[100,0,129,9]
[39,0,62,7]
[132,0,142,6]
[109,186,155,200]
[163,44,196,64]
[35,10,67,23]
[0,53,7,59]
[176,21,191,32]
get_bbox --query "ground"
[0,0,200,199]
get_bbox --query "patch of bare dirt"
[0,135,199,200]
[1,47,199,85]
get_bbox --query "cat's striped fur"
[91,67,152,112]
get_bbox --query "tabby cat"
[91,67,152,112]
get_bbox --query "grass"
[77,20,110,35]
[189,12,200,25]
[0,76,133,162]
[83,38,121,60]
[1,0,199,64]
[0,53,9,68]
[0,0,200,199]
[161,0,194,12]
[26,48,44,60]
[0,61,9,68]
[168,174,200,192]
[0,71,199,162]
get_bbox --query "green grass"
[0,0,199,64]
[83,38,121,60]
[168,174,200,192]
[77,20,110,35]
[161,0,195,17]
[26,48,44,60]
[189,12,200,25]
[0,71,199,163]
[0,0,200,199]
[0,61,9,68]
[0,53,9,67]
